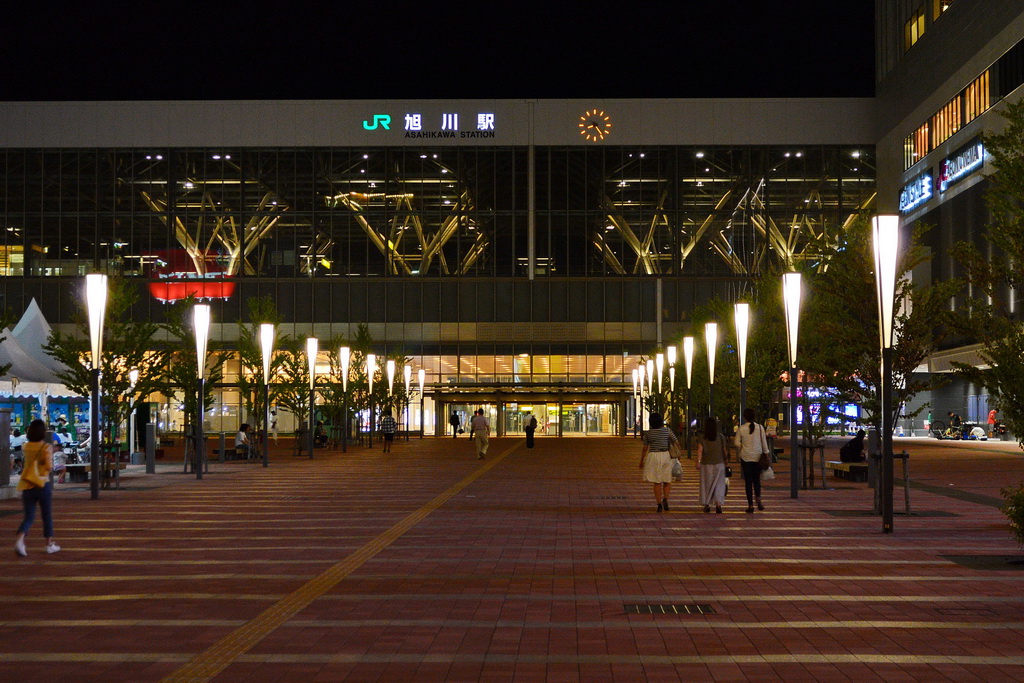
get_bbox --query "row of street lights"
[81,215,900,534]
[628,214,900,533]
[82,284,428,494]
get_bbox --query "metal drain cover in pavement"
[942,555,1024,571]
[625,604,715,615]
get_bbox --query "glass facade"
[0,145,872,283]
[0,144,874,434]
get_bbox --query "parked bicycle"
[929,420,962,440]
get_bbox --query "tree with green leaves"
[792,215,958,436]
[270,323,410,440]
[235,295,289,438]
[154,296,227,441]
[950,98,1024,451]
[655,214,956,439]
[44,277,165,444]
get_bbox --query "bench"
[63,462,126,487]
[213,447,238,461]
[64,463,89,482]
[826,460,868,482]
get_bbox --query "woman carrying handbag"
[14,419,60,557]
[696,416,729,514]
[638,412,680,513]
[733,408,770,514]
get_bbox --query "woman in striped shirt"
[639,412,680,513]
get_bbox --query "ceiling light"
[852,151,861,158]
[695,151,705,158]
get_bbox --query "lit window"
[931,0,953,20]
[904,5,927,52]
[963,71,990,124]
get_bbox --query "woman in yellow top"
[14,419,60,557]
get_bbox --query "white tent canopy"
[0,299,77,398]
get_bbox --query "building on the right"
[875,0,1024,435]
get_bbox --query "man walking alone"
[380,409,398,453]
[471,408,489,460]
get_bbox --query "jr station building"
[0,0,1019,438]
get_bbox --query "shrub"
[1002,481,1024,548]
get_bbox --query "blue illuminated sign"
[899,170,933,213]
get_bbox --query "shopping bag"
[761,466,775,481]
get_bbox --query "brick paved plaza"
[2,435,1023,682]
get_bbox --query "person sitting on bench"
[235,424,251,459]
[314,421,329,447]
[839,429,866,463]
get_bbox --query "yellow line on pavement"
[161,440,521,683]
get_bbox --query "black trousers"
[740,460,762,506]
[525,428,535,448]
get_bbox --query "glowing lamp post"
[403,364,412,440]
[656,352,665,395]
[705,322,718,419]
[386,359,396,397]
[193,304,211,480]
[339,346,350,453]
[128,368,139,460]
[260,324,274,467]
[637,362,647,431]
[667,345,677,392]
[417,368,425,439]
[366,353,376,448]
[783,272,802,499]
[645,359,654,397]
[873,214,900,534]
[306,337,318,459]
[735,303,750,424]
[85,274,107,500]
[631,367,639,436]
[667,345,677,434]
[683,336,694,458]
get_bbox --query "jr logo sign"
[363,115,392,131]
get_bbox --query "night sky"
[3,5,875,101]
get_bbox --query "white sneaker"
[45,543,60,554]
[14,539,27,557]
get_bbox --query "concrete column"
[527,101,536,281]
[145,423,156,474]
[0,409,10,487]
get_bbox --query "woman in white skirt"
[639,412,680,513]
[696,416,729,513]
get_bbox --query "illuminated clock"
[579,109,612,141]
